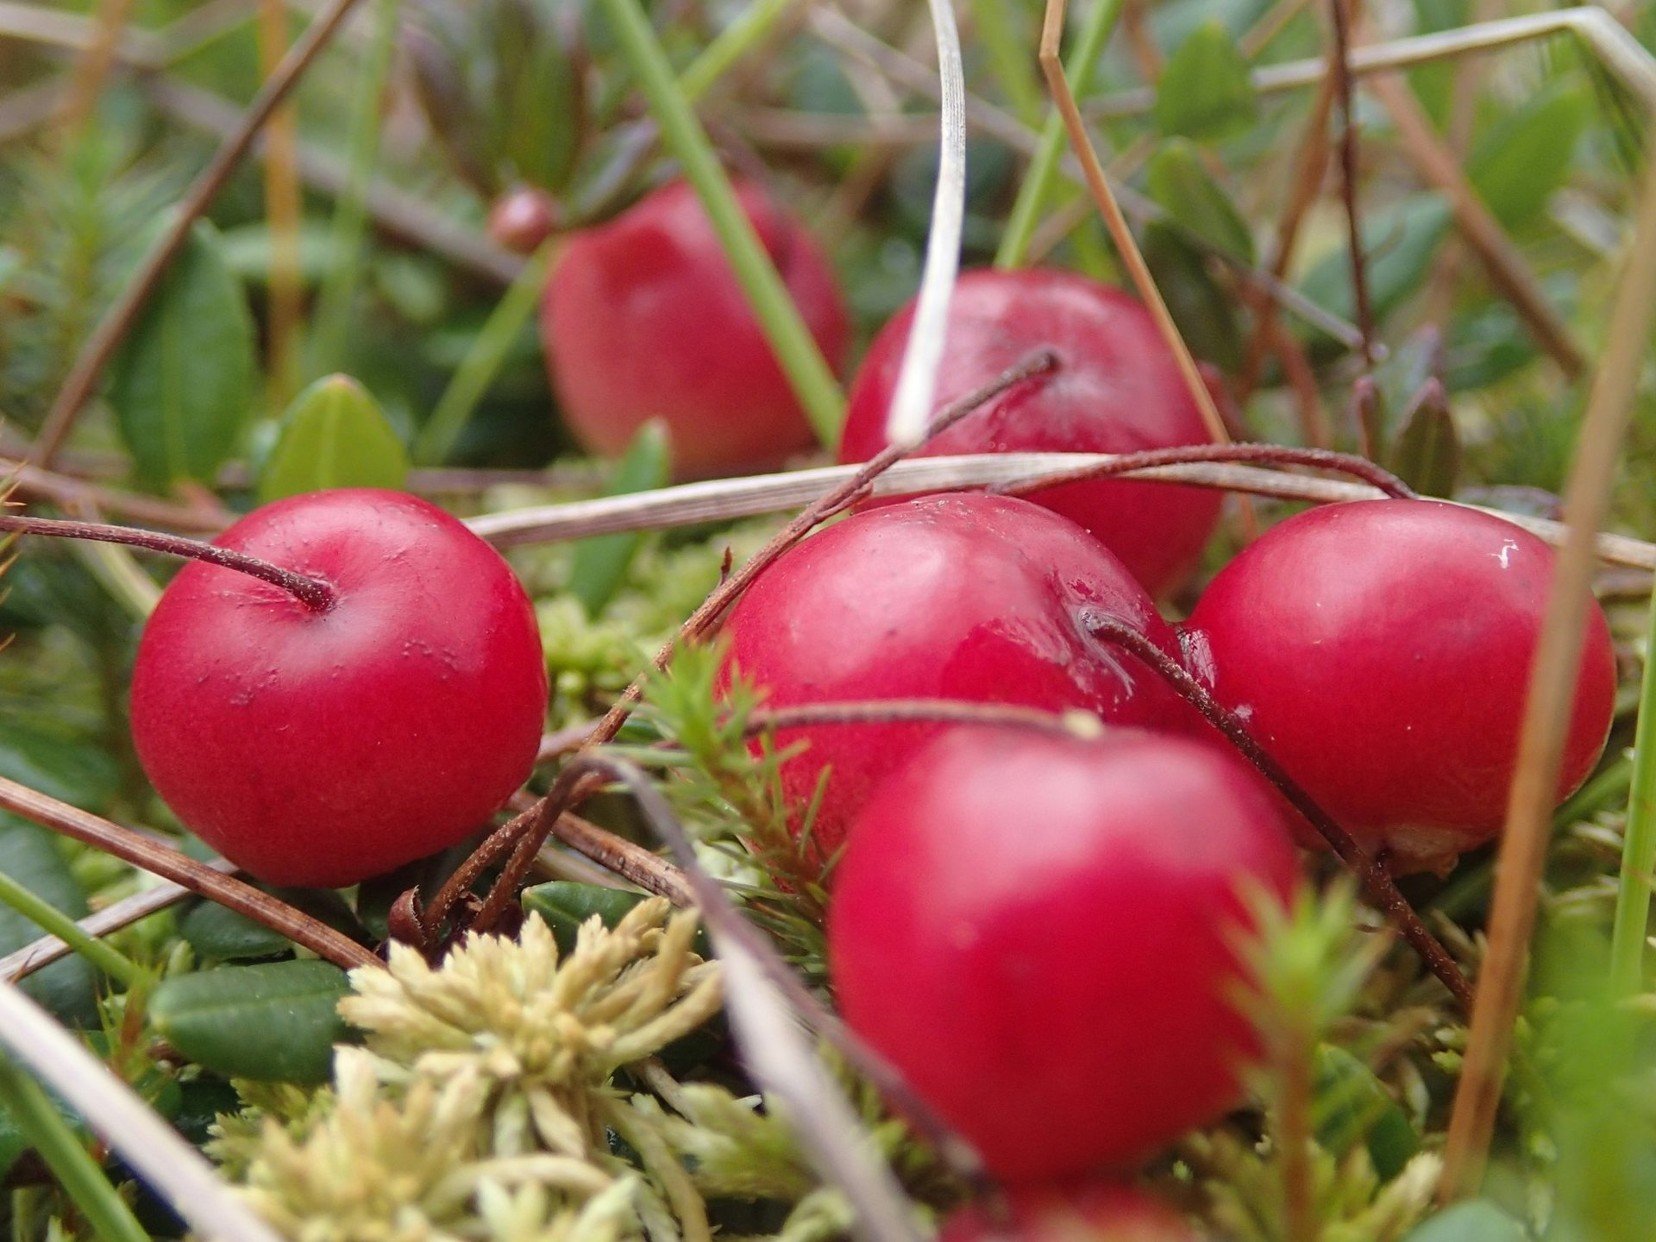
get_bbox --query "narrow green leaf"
[148,960,351,1084]
[1389,382,1460,498]
[258,375,409,502]
[523,882,650,956]
[0,821,97,1026]
[1144,138,1256,264]
[570,421,672,617]
[1153,21,1258,143]
[107,220,256,489]
[1467,82,1590,232]
[1401,1202,1527,1242]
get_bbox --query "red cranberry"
[542,178,849,477]
[829,726,1298,1181]
[838,268,1222,595]
[131,490,548,887]
[719,493,1200,868]
[940,1182,1197,1241]
[1183,498,1617,872]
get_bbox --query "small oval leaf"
[1145,138,1256,264]
[258,375,410,502]
[1313,1045,1420,1180]
[570,420,672,617]
[1153,21,1258,143]
[1467,82,1590,232]
[149,959,351,1084]
[1389,380,1460,498]
[1300,194,1453,329]
[108,220,257,490]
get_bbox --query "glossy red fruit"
[131,490,548,888]
[1183,498,1617,872]
[940,1182,1197,1242]
[838,268,1222,596]
[719,493,1200,869]
[829,726,1298,1181]
[542,178,850,477]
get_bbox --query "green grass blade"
[0,1061,149,1242]
[1610,595,1656,994]
[996,0,1126,270]
[0,870,141,989]
[594,0,845,446]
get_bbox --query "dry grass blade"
[1368,72,1586,378]
[885,0,966,447]
[0,868,227,982]
[0,976,285,1242]
[1036,0,1229,448]
[569,755,925,1242]
[0,775,378,971]
[1440,138,1656,1199]
[31,0,370,465]
[1090,8,1656,119]
[466,453,1656,572]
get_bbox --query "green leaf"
[0,821,96,1026]
[1153,21,1258,142]
[1467,82,1590,232]
[181,887,365,963]
[1141,221,1243,372]
[1402,1202,1527,1242]
[1144,138,1255,264]
[148,959,351,1084]
[258,374,410,502]
[1313,1045,1419,1180]
[107,219,257,489]
[1300,194,1453,329]
[570,420,672,617]
[1389,382,1460,498]
[0,721,120,810]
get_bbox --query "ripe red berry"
[940,1182,1196,1242]
[131,490,548,888]
[838,268,1222,595]
[1182,498,1617,872]
[542,178,850,477]
[829,726,1297,1181]
[719,493,1200,868]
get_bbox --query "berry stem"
[1086,614,1475,1011]
[0,512,336,612]
[996,441,1417,500]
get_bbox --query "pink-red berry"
[131,490,548,887]
[829,726,1298,1180]
[719,493,1200,868]
[1183,498,1616,871]
[543,178,849,477]
[838,268,1221,595]
[940,1182,1197,1242]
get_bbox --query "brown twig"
[0,512,335,611]
[1367,71,1587,380]
[53,0,134,138]
[1329,0,1377,382]
[0,457,228,531]
[745,700,1090,738]
[1,869,229,982]
[1035,0,1230,451]
[993,441,1417,500]
[32,0,370,465]
[1439,137,1656,1200]
[256,0,304,406]
[1085,616,1474,1011]
[0,775,377,971]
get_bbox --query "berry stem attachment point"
[0,512,336,612]
[1086,614,1475,1011]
